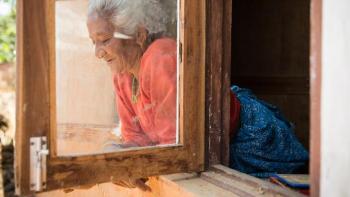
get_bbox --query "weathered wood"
[16,0,205,195]
[204,165,306,197]
[310,0,322,196]
[206,0,233,167]
[221,0,233,166]
[205,0,233,167]
[47,146,194,190]
[205,0,223,166]
[38,165,308,197]
[38,172,236,197]
[48,0,57,160]
[15,0,52,195]
[179,0,206,172]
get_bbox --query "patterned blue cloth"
[229,86,309,178]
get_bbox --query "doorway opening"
[230,0,311,191]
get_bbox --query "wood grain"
[204,165,306,197]
[38,165,307,197]
[205,0,223,166]
[310,0,322,196]
[15,0,52,195]
[37,172,233,197]
[16,0,205,195]
[221,0,233,167]
[205,0,232,166]
[179,0,205,172]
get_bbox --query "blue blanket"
[229,86,309,178]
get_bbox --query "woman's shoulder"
[139,38,177,87]
[149,38,177,52]
[140,38,177,74]
[142,38,177,62]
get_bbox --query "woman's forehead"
[87,13,114,37]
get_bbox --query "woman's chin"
[109,63,125,74]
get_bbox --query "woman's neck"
[128,62,140,79]
[127,40,152,80]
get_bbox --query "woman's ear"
[135,26,148,50]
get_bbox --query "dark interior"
[231,0,310,150]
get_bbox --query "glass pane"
[55,0,179,156]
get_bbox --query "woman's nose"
[95,45,106,59]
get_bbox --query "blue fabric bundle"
[229,86,309,178]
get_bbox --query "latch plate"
[30,136,49,192]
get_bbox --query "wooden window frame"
[15,0,322,196]
[15,0,205,195]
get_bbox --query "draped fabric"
[229,86,309,178]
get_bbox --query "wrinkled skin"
[87,12,147,77]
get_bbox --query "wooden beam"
[205,0,223,166]
[205,0,232,166]
[310,0,322,196]
[15,0,52,195]
[221,0,233,166]
[203,165,306,197]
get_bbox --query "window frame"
[15,0,322,196]
[15,0,205,195]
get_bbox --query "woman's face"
[87,13,141,74]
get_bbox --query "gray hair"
[88,0,169,36]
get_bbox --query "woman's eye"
[102,38,111,44]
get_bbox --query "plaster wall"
[321,0,350,196]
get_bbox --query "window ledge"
[37,165,306,196]
[157,165,306,197]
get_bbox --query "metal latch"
[30,136,49,192]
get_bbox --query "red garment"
[113,38,177,146]
[230,91,241,139]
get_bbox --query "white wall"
[321,0,350,196]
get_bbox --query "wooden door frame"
[310,0,322,196]
[205,0,232,167]
[206,0,322,196]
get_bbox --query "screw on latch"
[30,183,35,188]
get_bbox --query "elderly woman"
[87,0,177,148]
[86,0,308,191]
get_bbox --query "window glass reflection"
[56,0,178,155]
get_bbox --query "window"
[15,0,205,195]
[15,0,322,196]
